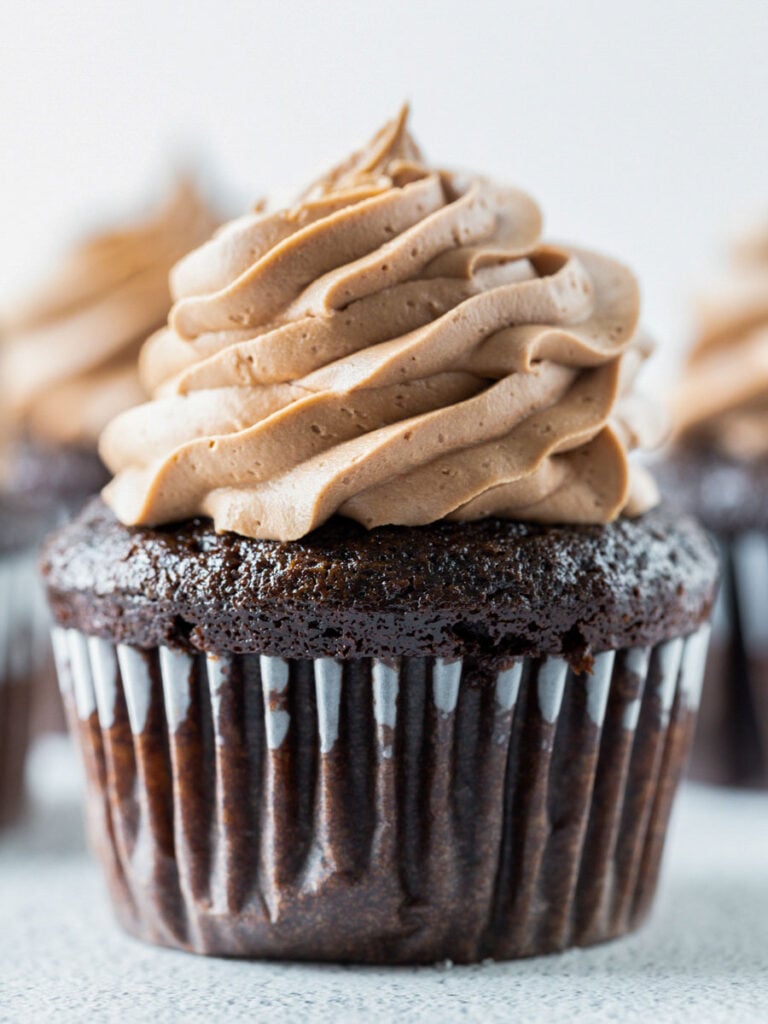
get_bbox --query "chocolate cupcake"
[1,180,218,733]
[1,178,219,514]
[0,495,48,827]
[659,225,768,787]
[42,110,717,962]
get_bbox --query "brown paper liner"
[691,532,768,786]
[0,682,32,828]
[0,552,43,827]
[52,626,709,963]
[32,498,79,736]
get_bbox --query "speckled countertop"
[1,738,767,1024]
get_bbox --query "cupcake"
[42,110,717,962]
[1,179,219,733]
[1,177,219,514]
[0,494,48,826]
[659,224,768,786]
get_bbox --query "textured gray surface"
[1,739,767,1024]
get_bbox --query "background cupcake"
[43,112,717,962]
[0,494,48,827]
[0,178,219,514]
[0,179,219,735]
[660,225,768,787]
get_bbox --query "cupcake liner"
[53,625,709,963]
[0,551,46,827]
[32,500,80,735]
[691,531,768,786]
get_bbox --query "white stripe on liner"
[50,626,73,698]
[259,655,289,694]
[159,647,194,731]
[679,625,712,711]
[495,663,522,711]
[117,645,153,735]
[372,660,399,729]
[260,655,291,751]
[315,659,343,754]
[656,637,685,725]
[622,698,642,732]
[585,650,616,726]
[537,657,568,724]
[69,630,96,721]
[88,636,118,729]
[206,655,227,745]
[433,658,462,714]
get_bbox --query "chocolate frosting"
[674,222,768,458]
[101,110,661,541]
[1,180,218,449]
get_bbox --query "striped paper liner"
[54,626,709,962]
[691,531,768,786]
[0,551,47,827]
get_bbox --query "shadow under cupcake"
[40,110,718,962]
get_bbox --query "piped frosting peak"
[101,110,660,540]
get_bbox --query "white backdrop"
[1,0,767,388]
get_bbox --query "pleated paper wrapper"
[53,625,710,962]
[0,551,48,826]
[691,531,768,786]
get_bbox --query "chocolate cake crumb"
[42,499,717,662]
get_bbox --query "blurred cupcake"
[1,178,219,514]
[660,223,768,786]
[0,494,47,826]
[42,111,717,962]
[1,179,219,735]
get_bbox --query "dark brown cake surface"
[42,499,717,663]
[657,445,768,535]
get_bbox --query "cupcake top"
[674,222,768,459]
[101,109,662,542]
[0,179,218,451]
[43,499,715,660]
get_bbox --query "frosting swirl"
[1,180,218,449]
[101,110,660,541]
[674,223,768,459]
